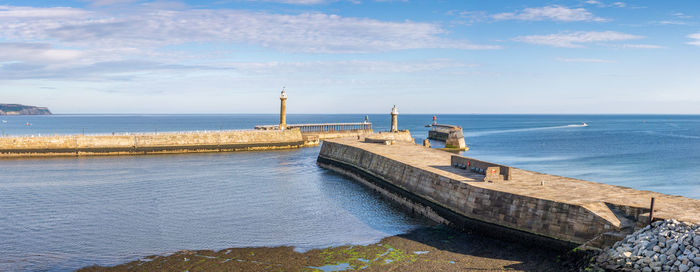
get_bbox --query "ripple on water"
[0,147,429,271]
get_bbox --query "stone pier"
[317,137,700,249]
[0,129,307,157]
[428,124,467,150]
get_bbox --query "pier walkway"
[255,122,372,132]
[318,137,700,248]
[256,122,373,141]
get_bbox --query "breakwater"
[427,124,460,141]
[317,137,700,249]
[0,129,308,157]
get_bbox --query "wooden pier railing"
[255,123,372,132]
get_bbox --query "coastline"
[78,225,587,272]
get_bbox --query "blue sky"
[0,0,698,114]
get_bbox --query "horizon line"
[9,113,700,116]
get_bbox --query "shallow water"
[0,147,429,271]
[1,114,698,271]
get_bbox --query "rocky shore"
[592,219,700,272]
[79,225,585,272]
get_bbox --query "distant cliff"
[0,104,52,115]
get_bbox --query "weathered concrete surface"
[428,124,466,150]
[317,138,700,249]
[0,129,306,157]
[361,130,414,142]
[427,124,461,141]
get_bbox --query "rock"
[604,264,620,270]
[593,220,699,272]
[596,253,609,263]
[679,263,689,272]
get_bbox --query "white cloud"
[618,44,663,49]
[612,2,626,8]
[448,10,488,24]
[0,43,84,63]
[0,5,498,54]
[83,0,141,6]
[514,31,642,48]
[0,5,89,18]
[222,59,476,75]
[492,5,607,22]
[687,32,700,46]
[251,0,329,4]
[672,12,692,19]
[556,57,614,63]
[655,20,688,25]
[584,1,628,8]
[0,5,496,80]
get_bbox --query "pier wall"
[0,129,306,157]
[451,155,512,180]
[427,130,448,141]
[317,140,617,248]
[302,129,374,140]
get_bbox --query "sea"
[1,114,699,271]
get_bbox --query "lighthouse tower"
[390,105,398,132]
[279,88,287,130]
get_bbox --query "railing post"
[649,197,656,225]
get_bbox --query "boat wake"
[644,131,700,140]
[465,123,588,137]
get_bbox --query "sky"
[0,0,698,114]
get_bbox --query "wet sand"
[79,225,590,272]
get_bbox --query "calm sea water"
[1,114,699,271]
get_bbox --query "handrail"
[255,122,373,132]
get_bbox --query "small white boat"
[1,120,6,123]
[582,122,588,127]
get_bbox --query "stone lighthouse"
[279,87,287,130]
[390,105,398,132]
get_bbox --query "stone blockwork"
[318,140,616,246]
[318,138,700,250]
[451,155,512,181]
[302,129,374,141]
[361,131,413,142]
[0,129,306,157]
